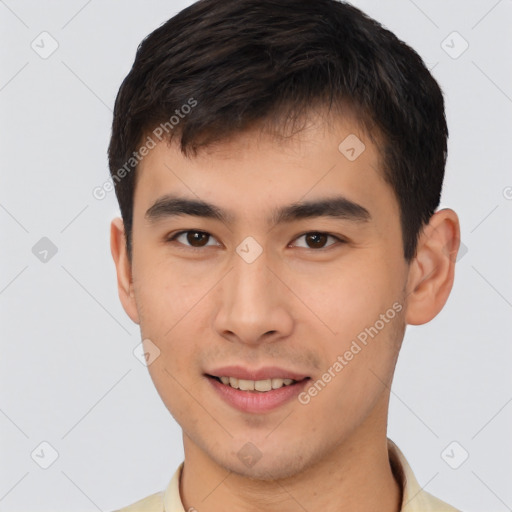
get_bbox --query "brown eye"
[305,233,328,248]
[185,231,210,247]
[168,230,219,249]
[292,232,344,250]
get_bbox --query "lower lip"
[206,376,310,413]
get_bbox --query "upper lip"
[206,365,310,381]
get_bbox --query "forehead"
[133,114,398,227]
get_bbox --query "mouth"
[206,374,311,392]
[205,373,312,413]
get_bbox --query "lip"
[206,374,311,413]
[205,365,309,381]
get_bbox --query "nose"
[212,248,294,346]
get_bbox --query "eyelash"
[165,230,347,251]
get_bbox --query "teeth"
[217,376,298,391]
[238,379,255,391]
[272,378,285,388]
[255,379,272,392]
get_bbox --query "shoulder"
[112,490,165,512]
[405,488,461,511]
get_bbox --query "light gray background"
[1,1,511,511]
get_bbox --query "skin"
[111,112,460,512]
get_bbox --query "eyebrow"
[145,194,371,226]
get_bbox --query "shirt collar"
[388,438,459,511]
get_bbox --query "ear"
[405,208,461,325]
[110,217,140,324]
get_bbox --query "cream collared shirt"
[114,438,461,512]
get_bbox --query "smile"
[210,375,302,392]
[206,374,311,413]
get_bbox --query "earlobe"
[110,218,140,325]
[405,208,461,326]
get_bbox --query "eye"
[291,232,345,250]
[166,230,220,249]
[166,230,345,251]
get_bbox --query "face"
[121,115,411,479]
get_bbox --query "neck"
[179,427,402,512]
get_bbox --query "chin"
[228,457,309,482]
[209,440,320,482]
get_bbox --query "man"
[109,0,462,510]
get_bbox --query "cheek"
[302,311,404,432]
[287,254,401,341]
[134,257,215,335]
[293,256,404,400]
[133,268,208,415]
[140,282,206,424]
[146,360,205,435]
